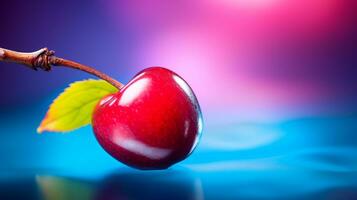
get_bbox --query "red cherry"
[92,67,203,169]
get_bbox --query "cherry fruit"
[92,67,202,169]
[0,48,203,170]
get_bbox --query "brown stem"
[0,47,123,89]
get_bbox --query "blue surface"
[1,104,357,199]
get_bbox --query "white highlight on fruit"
[114,131,172,160]
[198,116,203,135]
[173,75,195,102]
[108,98,117,106]
[119,78,150,106]
[184,120,190,137]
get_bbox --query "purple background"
[1,0,356,118]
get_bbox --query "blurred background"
[0,0,357,199]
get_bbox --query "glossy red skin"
[92,67,202,169]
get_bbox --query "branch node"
[32,48,55,71]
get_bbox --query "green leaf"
[37,79,118,133]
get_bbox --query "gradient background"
[1,0,357,199]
